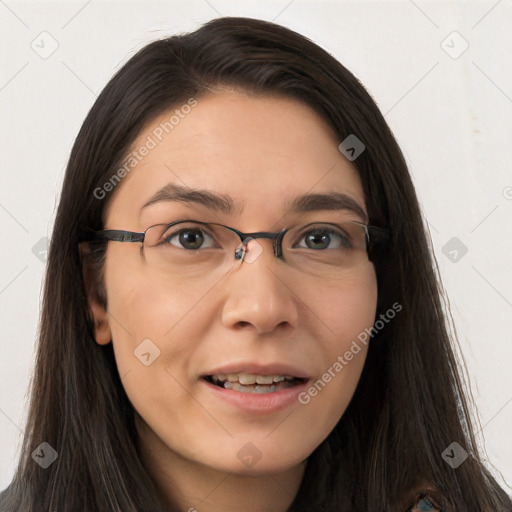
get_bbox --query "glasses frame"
[87,219,390,262]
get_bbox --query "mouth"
[202,373,309,394]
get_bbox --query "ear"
[89,301,112,345]
[79,242,112,345]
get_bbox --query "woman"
[1,17,510,512]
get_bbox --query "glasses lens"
[143,221,241,278]
[281,222,369,277]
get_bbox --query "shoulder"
[408,495,443,511]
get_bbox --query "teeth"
[255,375,274,384]
[231,382,277,393]
[239,373,256,385]
[210,372,297,384]
[207,373,306,394]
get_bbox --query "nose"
[221,238,299,335]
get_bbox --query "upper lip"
[202,363,311,380]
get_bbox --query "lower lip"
[200,377,310,415]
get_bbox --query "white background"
[1,0,511,496]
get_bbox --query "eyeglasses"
[87,219,389,280]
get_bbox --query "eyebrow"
[141,184,241,215]
[141,183,368,222]
[287,191,368,222]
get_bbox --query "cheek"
[102,248,197,372]
[315,262,378,342]
[102,253,206,427]
[299,263,377,431]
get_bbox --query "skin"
[87,90,378,512]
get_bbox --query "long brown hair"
[1,17,510,511]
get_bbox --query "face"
[88,89,378,477]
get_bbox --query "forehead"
[104,90,366,226]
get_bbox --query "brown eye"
[162,224,216,250]
[294,227,351,250]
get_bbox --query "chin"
[199,441,311,476]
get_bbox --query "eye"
[162,225,217,250]
[294,226,351,250]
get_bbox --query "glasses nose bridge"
[234,228,287,260]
